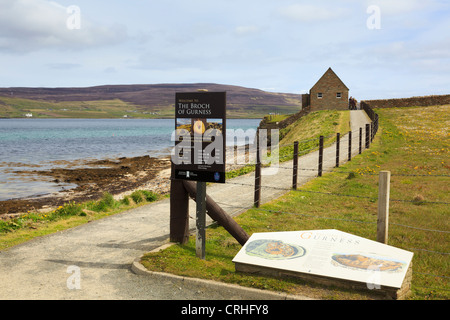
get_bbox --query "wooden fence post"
[292,141,298,189]
[254,136,261,207]
[365,123,370,149]
[335,133,340,168]
[370,122,374,142]
[377,171,391,244]
[348,130,352,161]
[359,127,362,154]
[318,135,323,176]
[374,115,379,137]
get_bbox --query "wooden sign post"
[196,181,207,259]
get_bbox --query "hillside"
[0,83,302,119]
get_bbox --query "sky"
[0,0,449,100]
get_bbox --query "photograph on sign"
[173,92,226,183]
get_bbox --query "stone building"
[309,67,349,111]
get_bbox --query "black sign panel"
[173,92,226,183]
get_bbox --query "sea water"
[0,118,260,200]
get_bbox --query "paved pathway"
[0,111,371,300]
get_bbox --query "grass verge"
[140,105,449,300]
[225,110,349,180]
[278,110,349,162]
[0,190,160,250]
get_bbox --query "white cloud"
[0,0,448,98]
[365,0,438,15]
[278,4,348,22]
[0,0,127,53]
[46,62,81,70]
[234,25,260,36]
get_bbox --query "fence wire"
[224,180,450,206]
[219,111,448,287]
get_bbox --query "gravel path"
[0,111,371,300]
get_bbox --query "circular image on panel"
[245,239,306,260]
[193,120,205,134]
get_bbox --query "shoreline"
[0,155,172,217]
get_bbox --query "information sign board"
[173,92,226,183]
[233,229,413,289]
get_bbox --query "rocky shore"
[0,144,254,219]
[0,155,172,217]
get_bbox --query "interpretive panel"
[173,92,226,183]
[233,229,413,289]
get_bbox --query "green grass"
[141,105,449,300]
[227,105,301,119]
[0,190,160,250]
[277,110,350,162]
[225,164,256,179]
[280,109,349,145]
[224,110,350,179]
[264,114,290,123]
[130,190,159,203]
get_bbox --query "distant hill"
[0,83,303,119]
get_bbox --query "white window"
[336,92,342,98]
[317,93,323,99]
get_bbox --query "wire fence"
[217,107,449,293]
[171,106,448,294]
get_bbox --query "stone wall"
[258,106,312,146]
[301,94,310,108]
[362,94,450,109]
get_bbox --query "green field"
[140,105,449,300]
[0,95,301,119]
[0,96,171,119]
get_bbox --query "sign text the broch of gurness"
[173,91,226,183]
